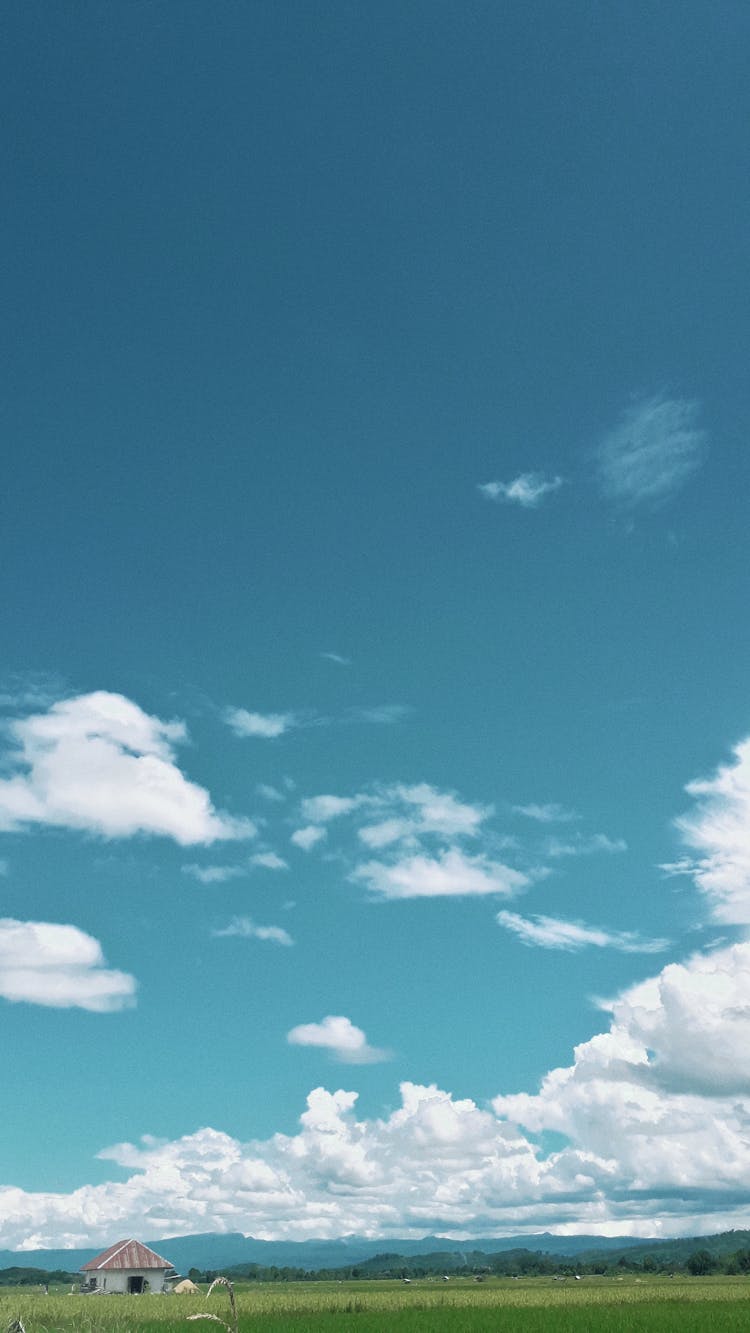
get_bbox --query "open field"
[3,1276,750,1331]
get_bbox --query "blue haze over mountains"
[0,1232,648,1273]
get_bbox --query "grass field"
[3,1276,750,1332]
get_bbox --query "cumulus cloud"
[493,943,750,1208]
[287,1015,390,1064]
[8,1025,750,1249]
[5,943,750,1245]
[0,692,252,845]
[596,395,707,506]
[353,848,528,900]
[291,825,327,852]
[479,473,563,508]
[0,919,136,1012]
[225,708,296,739]
[497,910,669,954]
[674,736,750,924]
[212,916,293,946]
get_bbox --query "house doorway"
[128,1276,145,1294]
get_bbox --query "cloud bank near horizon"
[3,939,750,1249]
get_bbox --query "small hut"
[80,1239,177,1294]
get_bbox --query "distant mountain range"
[0,1230,655,1274]
[3,1228,750,1276]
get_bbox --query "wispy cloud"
[497,910,669,953]
[183,863,248,884]
[302,782,490,841]
[256,783,286,802]
[597,395,707,506]
[212,916,293,946]
[0,692,253,845]
[320,652,352,667]
[545,833,627,858]
[513,803,579,824]
[0,919,137,1011]
[250,851,288,871]
[287,1014,390,1063]
[224,708,297,739]
[225,702,408,736]
[184,850,288,882]
[343,704,410,725]
[478,472,563,508]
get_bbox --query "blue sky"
[2,0,750,1248]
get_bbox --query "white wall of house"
[85,1268,170,1294]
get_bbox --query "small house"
[80,1239,177,1293]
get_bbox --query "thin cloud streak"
[497,910,669,953]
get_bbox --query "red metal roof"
[81,1239,173,1271]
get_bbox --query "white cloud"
[497,910,669,954]
[674,735,750,924]
[597,395,707,506]
[353,848,528,900]
[0,692,252,845]
[493,943,750,1202]
[300,794,364,823]
[479,473,563,508]
[8,1035,750,1248]
[287,1015,390,1064]
[291,825,327,852]
[513,803,579,824]
[225,708,296,739]
[250,851,289,871]
[6,948,750,1245]
[304,782,489,846]
[0,919,136,1012]
[212,916,293,947]
[358,818,416,849]
[396,783,492,837]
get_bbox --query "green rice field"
[3,1276,750,1332]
